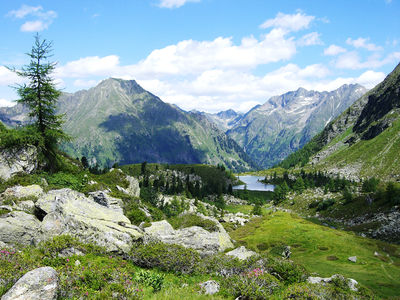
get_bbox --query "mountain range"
[279,62,400,181]
[202,84,367,168]
[0,79,255,172]
[0,79,368,171]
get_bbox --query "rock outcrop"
[307,274,358,291]
[0,211,41,246]
[144,218,234,256]
[0,146,38,181]
[36,188,143,253]
[1,267,58,300]
[226,246,258,260]
[2,185,43,199]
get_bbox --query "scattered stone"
[3,185,43,199]
[226,246,258,260]
[282,246,292,259]
[0,146,38,181]
[1,266,58,300]
[88,180,97,185]
[199,280,220,295]
[58,247,84,258]
[307,274,358,292]
[144,218,234,256]
[348,256,357,263]
[374,251,379,256]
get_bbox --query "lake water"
[233,175,275,191]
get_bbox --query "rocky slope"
[226,84,367,168]
[292,62,400,181]
[198,109,243,131]
[0,79,255,172]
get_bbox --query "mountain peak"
[97,78,146,95]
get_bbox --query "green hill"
[278,62,400,181]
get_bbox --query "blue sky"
[1,0,399,112]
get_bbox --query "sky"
[0,0,399,113]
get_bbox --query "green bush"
[316,198,335,211]
[129,242,201,274]
[0,125,43,150]
[168,213,218,232]
[223,271,281,299]
[45,172,86,191]
[135,270,164,292]
[125,203,149,225]
[266,258,307,284]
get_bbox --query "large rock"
[199,280,220,295]
[116,175,140,197]
[0,211,41,246]
[88,190,124,214]
[144,217,234,256]
[226,246,258,260]
[307,274,358,291]
[36,188,143,253]
[2,185,43,199]
[1,267,58,300]
[0,146,38,181]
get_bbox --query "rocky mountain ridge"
[225,84,367,168]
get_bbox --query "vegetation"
[230,211,400,298]
[6,34,69,171]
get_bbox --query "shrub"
[266,258,307,284]
[126,205,149,225]
[362,177,380,193]
[135,270,164,292]
[316,199,335,211]
[168,213,218,232]
[129,242,201,274]
[223,271,281,299]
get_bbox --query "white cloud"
[260,11,315,32]
[56,55,120,78]
[346,37,383,52]
[7,4,57,32]
[73,79,100,88]
[0,66,22,86]
[324,44,347,56]
[158,0,200,9]
[297,32,322,46]
[355,70,386,88]
[21,20,48,32]
[0,98,16,107]
[335,51,400,69]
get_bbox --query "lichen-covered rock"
[116,175,140,197]
[3,185,43,199]
[0,146,38,181]
[226,246,258,260]
[36,188,143,253]
[144,218,234,256]
[307,274,359,291]
[1,266,58,300]
[14,200,35,214]
[0,211,41,246]
[88,190,124,214]
[199,280,220,295]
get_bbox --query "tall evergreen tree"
[11,34,69,171]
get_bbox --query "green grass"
[318,117,400,181]
[225,204,254,214]
[230,211,400,299]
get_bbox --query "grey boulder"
[1,267,58,300]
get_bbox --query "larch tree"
[11,34,69,171]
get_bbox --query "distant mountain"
[280,62,400,181]
[226,84,367,168]
[0,78,255,172]
[194,109,243,131]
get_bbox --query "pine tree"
[11,34,69,171]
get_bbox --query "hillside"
[279,62,400,181]
[226,84,366,168]
[0,79,255,172]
